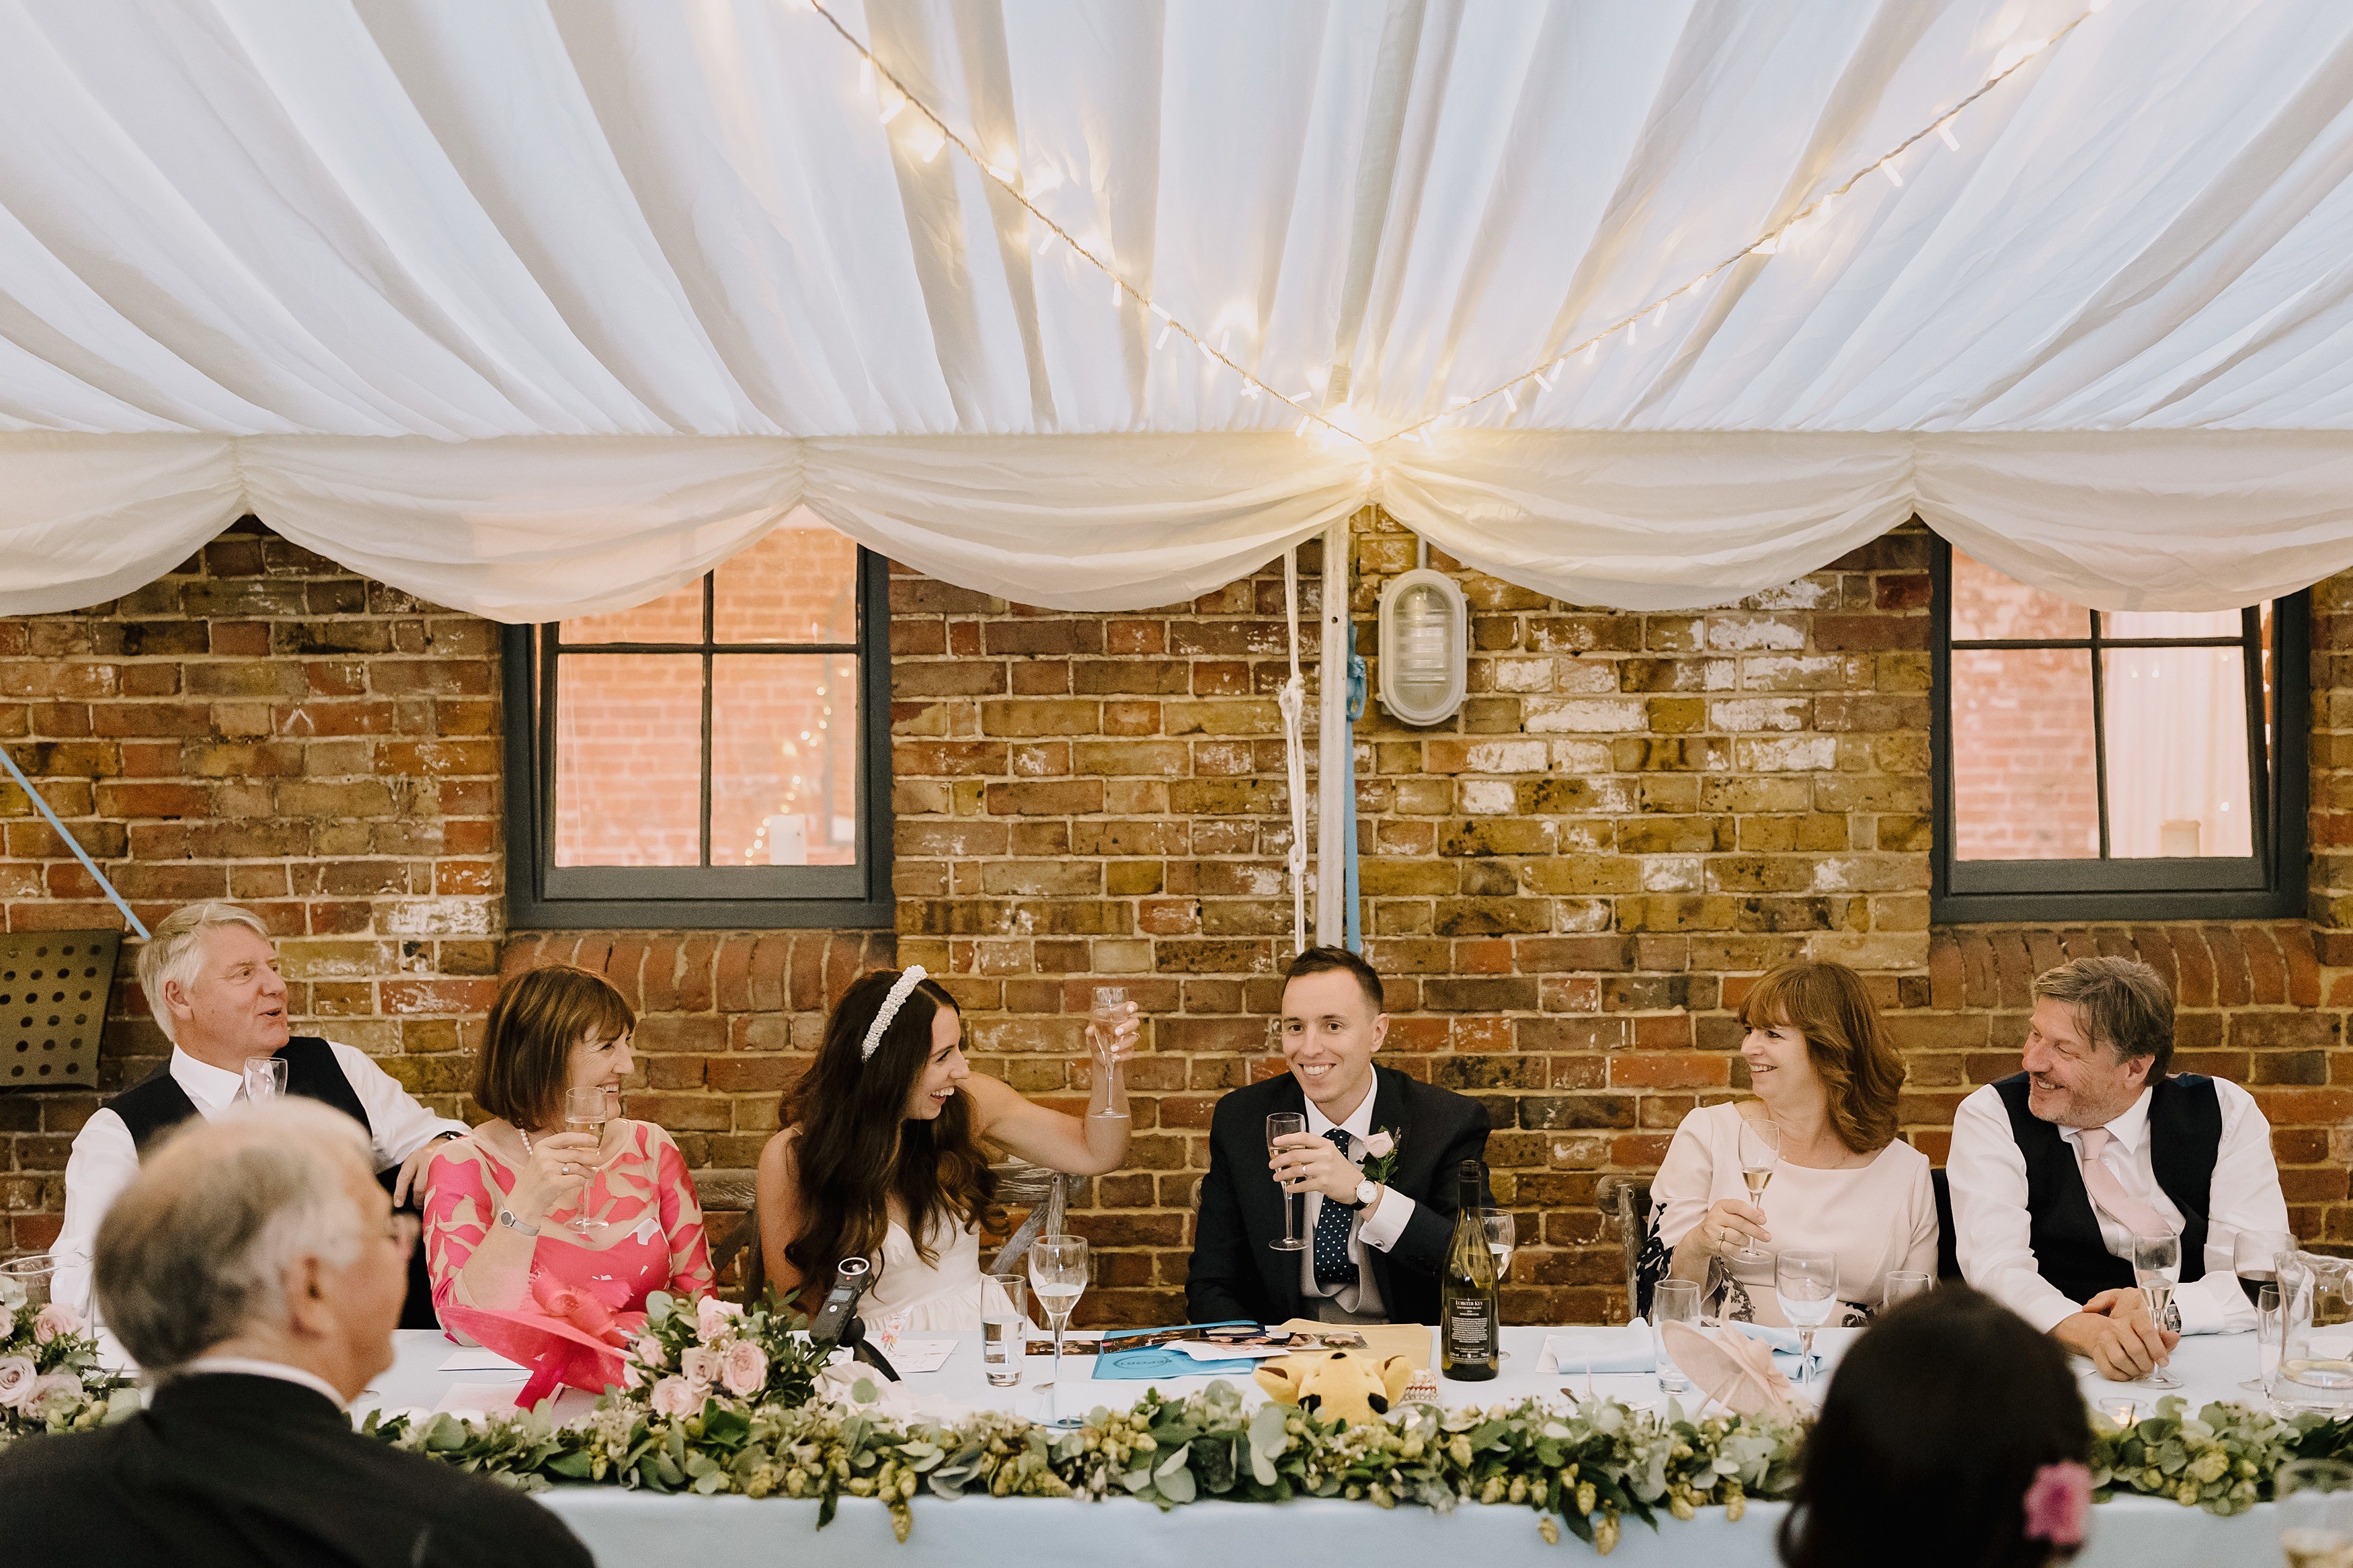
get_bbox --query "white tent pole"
[1315,515,1351,947]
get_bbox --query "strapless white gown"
[865,1218,1017,1332]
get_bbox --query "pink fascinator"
[438,1272,642,1411]
[2022,1460,2090,1548]
[1658,1319,1799,1421]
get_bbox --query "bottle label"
[1447,1296,1494,1360]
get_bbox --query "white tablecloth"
[359,1325,2280,1567]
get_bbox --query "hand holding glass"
[1732,1118,1781,1264]
[1086,987,1135,1122]
[561,1085,612,1234]
[2131,1232,2181,1389]
[1027,1235,1088,1429]
[1774,1249,1839,1389]
[1266,1113,1308,1251]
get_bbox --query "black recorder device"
[805,1256,900,1382]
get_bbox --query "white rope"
[1279,549,1309,957]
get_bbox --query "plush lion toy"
[1253,1350,1414,1423]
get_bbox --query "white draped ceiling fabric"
[6,0,2353,620]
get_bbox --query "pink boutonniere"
[1357,1127,1402,1186]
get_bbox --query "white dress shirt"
[180,1355,350,1410]
[52,1042,465,1321]
[1296,1085,1417,1318]
[1948,1077,2288,1335]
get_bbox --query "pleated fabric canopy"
[7,0,2353,618]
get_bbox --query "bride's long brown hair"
[779,968,998,1290]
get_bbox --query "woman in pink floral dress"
[421,966,712,1377]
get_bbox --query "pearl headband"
[860,966,928,1061]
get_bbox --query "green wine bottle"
[1441,1159,1498,1380]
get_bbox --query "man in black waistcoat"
[1948,955,2290,1381]
[0,1100,591,1568]
[1187,946,1492,1326]
[53,902,465,1333]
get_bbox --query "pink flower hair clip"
[2022,1460,2091,1549]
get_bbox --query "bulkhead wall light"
[1377,567,1468,727]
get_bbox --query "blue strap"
[0,743,148,938]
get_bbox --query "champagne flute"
[1482,1209,1517,1364]
[1774,1249,1838,1390]
[242,1055,288,1104]
[1027,1235,1089,1430]
[561,1085,611,1235]
[1732,1116,1781,1264]
[2278,1458,2353,1568]
[2132,1231,2182,1389]
[1266,1112,1308,1251]
[1086,986,1132,1122]
[2240,1230,2297,1391]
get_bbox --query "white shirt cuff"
[2018,1286,2083,1337]
[1354,1186,1414,1252]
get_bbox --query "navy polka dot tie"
[1312,1128,1355,1289]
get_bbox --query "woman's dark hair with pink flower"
[1780,1284,2091,1568]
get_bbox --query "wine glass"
[1732,1116,1781,1264]
[1027,1235,1089,1429]
[1882,1271,1932,1311]
[1774,1249,1839,1390]
[1482,1209,1517,1364]
[2240,1230,2296,1391]
[1086,987,1132,1122]
[1266,1113,1308,1251]
[242,1055,287,1104]
[561,1085,612,1235]
[2132,1232,2182,1389]
[2278,1458,2353,1568]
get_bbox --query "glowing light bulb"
[879,87,906,124]
[1154,317,1174,349]
[1503,385,1519,413]
[1534,369,1557,393]
[858,58,874,97]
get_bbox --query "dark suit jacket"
[0,1372,592,1568]
[1186,1064,1492,1326]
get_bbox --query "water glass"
[1882,1271,1931,1311]
[1774,1249,1839,1389]
[1652,1278,1702,1394]
[982,1274,1029,1389]
[2249,1282,2285,1393]
[0,1253,56,1311]
[242,1055,288,1103]
[2278,1458,2353,1568]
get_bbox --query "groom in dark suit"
[1187,946,1492,1326]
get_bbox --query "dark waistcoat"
[1991,1071,2221,1305]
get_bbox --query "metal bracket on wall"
[0,930,117,1091]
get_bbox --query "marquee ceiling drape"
[7,0,2353,618]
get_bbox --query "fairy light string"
[804,0,2114,450]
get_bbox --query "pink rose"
[2023,1461,2091,1548]
[1361,1130,1396,1160]
[0,1356,34,1411]
[26,1372,81,1413]
[633,1334,668,1370]
[31,1303,81,1344]
[649,1376,705,1420]
[680,1346,725,1386]
[721,1338,767,1399]
[696,1296,742,1339]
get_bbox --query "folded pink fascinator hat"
[437,1273,643,1410]
[1659,1319,1800,1421]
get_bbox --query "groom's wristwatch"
[1353,1178,1382,1210]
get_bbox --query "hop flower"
[722,1339,768,1398]
[650,1376,707,1419]
[0,1355,36,1411]
[30,1303,82,1344]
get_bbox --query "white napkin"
[1544,1325,1657,1374]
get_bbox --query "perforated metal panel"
[0,930,117,1090]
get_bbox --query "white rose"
[27,1372,81,1413]
[1361,1130,1395,1159]
[649,1376,705,1420]
[695,1297,743,1339]
[0,1276,25,1317]
[680,1346,725,1386]
[0,1355,34,1410]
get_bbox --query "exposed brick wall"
[5,511,2349,1329]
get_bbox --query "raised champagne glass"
[1027,1235,1089,1430]
[561,1085,610,1235]
[1732,1115,1781,1264]
[2132,1231,2182,1389]
[1267,1112,1308,1251]
[1086,987,1132,1122]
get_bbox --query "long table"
[360,1325,2280,1567]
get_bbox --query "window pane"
[2102,607,2241,639]
[2103,646,2254,858]
[1952,649,2100,860]
[559,581,703,645]
[711,655,861,868]
[713,512,859,643]
[553,655,703,865]
[1950,550,2091,641]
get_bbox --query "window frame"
[502,546,894,930]
[1929,536,2307,923]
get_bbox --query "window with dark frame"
[502,517,893,930]
[1930,536,2307,923]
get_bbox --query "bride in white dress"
[755,967,1135,1331]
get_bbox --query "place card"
[880,1337,956,1374]
[438,1348,528,1374]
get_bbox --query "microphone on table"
[805,1257,900,1382]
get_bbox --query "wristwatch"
[497,1207,541,1237]
[1353,1178,1382,1210]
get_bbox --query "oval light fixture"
[1376,567,1468,727]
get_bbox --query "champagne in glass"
[1773,1249,1839,1390]
[1027,1235,1089,1429]
[2132,1232,2181,1389]
[1086,987,1132,1122]
[561,1085,611,1235]
[1732,1116,1781,1264]
[1266,1112,1308,1251]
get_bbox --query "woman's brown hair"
[777,969,996,1292]
[475,965,635,1132]
[1739,960,1906,1155]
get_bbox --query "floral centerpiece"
[0,1276,136,1446]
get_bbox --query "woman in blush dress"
[422,965,713,1340]
[756,966,1137,1331]
[1643,960,1938,1327]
